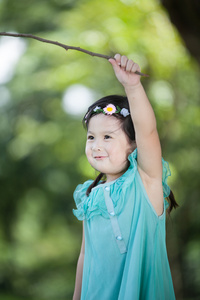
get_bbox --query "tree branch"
[0,32,149,77]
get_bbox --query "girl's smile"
[85,114,135,182]
[94,156,108,160]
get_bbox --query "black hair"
[83,95,178,213]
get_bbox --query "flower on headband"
[103,104,117,115]
[93,106,101,112]
[120,108,130,117]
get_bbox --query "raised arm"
[109,54,163,215]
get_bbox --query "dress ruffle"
[162,159,171,198]
[73,148,171,220]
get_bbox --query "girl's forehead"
[88,114,121,131]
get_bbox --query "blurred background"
[0,0,199,299]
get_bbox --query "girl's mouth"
[94,156,107,160]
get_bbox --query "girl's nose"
[92,141,102,151]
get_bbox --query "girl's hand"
[109,54,141,88]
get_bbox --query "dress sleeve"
[162,158,171,198]
[162,158,172,209]
[73,180,93,220]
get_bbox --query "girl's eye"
[104,135,111,139]
[87,135,94,140]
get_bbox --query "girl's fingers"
[114,54,121,66]
[121,55,128,69]
[131,63,140,73]
[114,54,129,69]
[126,59,134,72]
[108,58,121,72]
[112,54,141,74]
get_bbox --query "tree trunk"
[162,0,200,64]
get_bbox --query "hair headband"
[84,104,130,123]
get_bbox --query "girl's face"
[85,114,135,182]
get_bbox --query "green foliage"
[0,0,200,299]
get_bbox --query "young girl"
[72,54,177,300]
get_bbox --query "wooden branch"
[0,32,149,77]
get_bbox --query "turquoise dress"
[73,149,176,300]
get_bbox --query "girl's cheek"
[85,144,90,157]
[105,141,113,149]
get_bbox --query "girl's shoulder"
[73,180,93,205]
